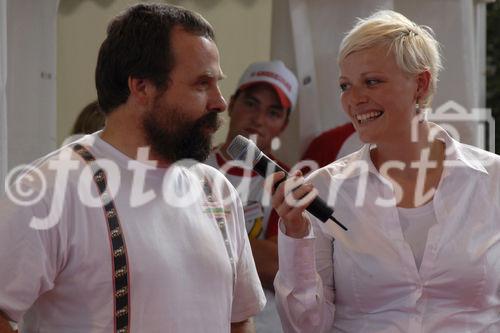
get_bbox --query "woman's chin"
[356,131,376,144]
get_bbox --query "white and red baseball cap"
[236,60,298,111]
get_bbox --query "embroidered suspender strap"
[72,144,130,333]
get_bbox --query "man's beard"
[142,102,221,162]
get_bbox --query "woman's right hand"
[267,170,318,239]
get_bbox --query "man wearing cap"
[205,60,298,332]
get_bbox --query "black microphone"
[226,135,347,231]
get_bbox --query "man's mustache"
[195,112,223,132]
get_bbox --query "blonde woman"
[270,10,500,332]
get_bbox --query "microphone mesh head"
[226,135,261,164]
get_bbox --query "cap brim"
[239,82,292,110]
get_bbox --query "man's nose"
[252,108,267,126]
[209,86,227,113]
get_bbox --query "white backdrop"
[4,0,59,187]
[272,0,491,163]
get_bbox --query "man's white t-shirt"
[0,133,265,332]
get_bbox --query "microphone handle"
[253,156,347,230]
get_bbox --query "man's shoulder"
[195,161,223,177]
[9,135,98,193]
[204,149,219,168]
[193,162,235,187]
[191,162,243,205]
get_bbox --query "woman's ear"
[415,70,431,102]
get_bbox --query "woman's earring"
[415,101,426,123]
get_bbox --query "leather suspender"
[73,144,130,333]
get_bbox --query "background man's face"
[142,27,227,162]
[227,83,288,154]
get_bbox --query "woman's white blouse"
[275,129,500,333]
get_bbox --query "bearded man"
[0,4,265,333]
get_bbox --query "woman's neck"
[370,122,446,207]
[371,122,442,173]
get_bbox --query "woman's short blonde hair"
[338,10,442,107]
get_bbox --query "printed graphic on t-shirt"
[244,201,265,239]
[200,176,229,219]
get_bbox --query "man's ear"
[415,70,431,102]
[128,77,157,107]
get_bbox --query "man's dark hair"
[95,3,215,114]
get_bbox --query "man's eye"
[339,83,348,92]
[244,99,257,108]
[268,109,284,118]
